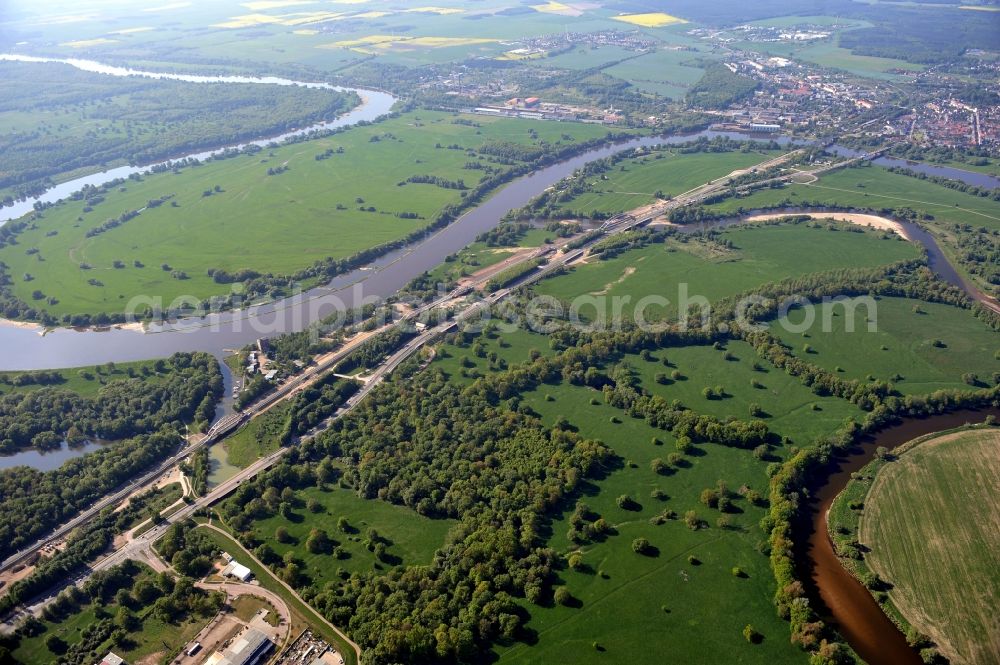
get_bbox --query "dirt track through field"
[859,429,1000,665]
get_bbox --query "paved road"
[1,148,866,630]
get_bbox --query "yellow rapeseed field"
[612,12,687,28]
[404,6,465,15]
[60,38,120,48]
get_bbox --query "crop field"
[550,149,784,216]
[773,297,1000,394]
[603,49,712,100]
[246,484,456,586]
[859,428,1000,665]
[795,42,924,79]
[535,222,920,321]
[20,0,675,68]
[738,40,922,80]
[532,45,642,71]
[1,110,617,319]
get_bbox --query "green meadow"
[625,342,864,445]
[535,222,920,321]
[602,48,712,100]
[0,357,184,397]
[491,375,804,665]
[421,227,555,287]
[773,297,1000,394]
[702,164,1000,293]
[552,149,783,216]
[221,403,290,469]
[247,484,455,586]
[705,165,1000,232]
[2,110,616,319]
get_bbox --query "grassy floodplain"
[1,110,619,320]
[549,148,784,217]
[703,164,1000,232]
[774,297,1000,394]
[246,484,456,587]
[857,428,1000,665]
[535,222,921,321]
[0,60,357,201]
[485,354,813,664]
[702,164,1000,292]
[221,403,290,468]
[0,357,172,397]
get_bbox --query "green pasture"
[535,222,920,321]
[772,297,1000,394]
[248,484,455,586]
[491,378,802,665]
[551,149,784,216]
[1,111,615,319]
[705,165,1000,233]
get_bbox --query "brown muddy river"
[801,408,1000,665]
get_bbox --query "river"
[0,126,796,370]
[1,56,997,660]
[2,57,996,371]
[801,408,1000,665]
[0,54,398,224]
[826,144,1000,190]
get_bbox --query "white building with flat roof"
[221,560,253,582]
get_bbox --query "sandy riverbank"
[744,212,913,240]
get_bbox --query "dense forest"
[0,352,222,453]
[0,61,359,201]
[686,63,759,110]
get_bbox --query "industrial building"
[201,627,273,665]
[221,559,253,582]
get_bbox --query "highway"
[1,146,856,618]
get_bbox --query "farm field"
[241,484,455,586]
[751,42,924,80]
[17,1,663,69]
[859,428,1000,665]
[602,48,712,100]
[0,110,618,321]
[535,222,920,322]
[773,297,1000,394]
[548,148,784,216]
